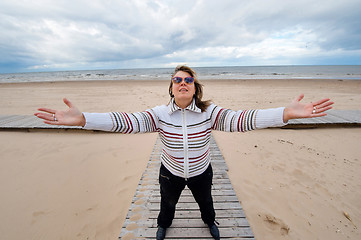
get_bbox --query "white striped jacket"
[83,98,286,179]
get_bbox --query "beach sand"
[0,79,360,240]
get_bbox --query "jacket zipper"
[181,109,189,180]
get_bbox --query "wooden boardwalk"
[119,136,255,239]
[0,110,360,131]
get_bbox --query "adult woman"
[35,65,333,240]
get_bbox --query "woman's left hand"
[283,94,334,122]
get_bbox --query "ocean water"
[0,65,360,83]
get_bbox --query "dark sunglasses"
[172,76,195,84]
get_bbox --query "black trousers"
[157,164,215,228]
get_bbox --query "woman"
[35,65,333,240]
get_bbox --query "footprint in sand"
[32,211,46,217]
[261,213,290,236]
[31,211,47,224]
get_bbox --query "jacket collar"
[168,98,202,114]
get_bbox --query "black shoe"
[208,224,220,240]
[156,226,167,240]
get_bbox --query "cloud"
[0,0,360,72]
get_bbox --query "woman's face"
[171,71,196,104]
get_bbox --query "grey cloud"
[0,0,360,72]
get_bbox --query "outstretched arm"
[283,94,334,122]
[34,98,86,126]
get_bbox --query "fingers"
[36,98,73,115]
[63,98,73,108]
[313,105,333,114]
[312,99,334,114]
[37,107,56,114]
[42,120,63,125]
[311,112,328,118]
[34,112,56,122]
[34,112,61,125]
[312,98,332,106]
[311,99,333,117]
[293,93,304,103]
[34,98,72,126]
[317,101,334,110]
[296,93,304,102]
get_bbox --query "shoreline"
[1,64,360,84]
[1,77,361,86]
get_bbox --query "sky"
[0,0,361,73]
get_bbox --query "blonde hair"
[169,65,211,112]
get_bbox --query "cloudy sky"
[1,0,360,73]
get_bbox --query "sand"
[0,79,360,240]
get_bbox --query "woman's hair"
[169,65,211,112]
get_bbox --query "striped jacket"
[83,98,286,179]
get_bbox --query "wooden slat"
[148,195,240,203]
[135,184,236,191]
[119,136,254,239]
[124,227,254,239]
[122,217,251,228]
[146,189,239,198]
[146,209,246,219]
[128,201,243,211]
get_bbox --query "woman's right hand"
[34,98,86,127]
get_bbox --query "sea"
[1,65,360,83]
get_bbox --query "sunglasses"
[172,76,195,84]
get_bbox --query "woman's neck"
[174,98,192,109]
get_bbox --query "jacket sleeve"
[82,108,159,133]
[210,104,286,132]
